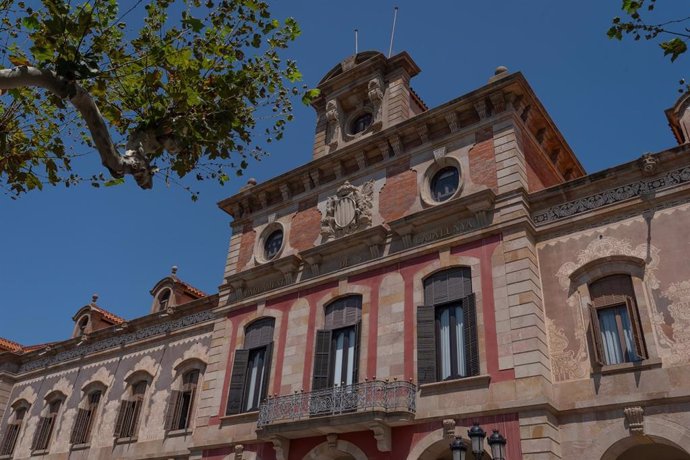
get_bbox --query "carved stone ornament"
[325,99,342,150]
[638,152,660,176]
[270,436,290,460]
[624,406,644,435]
[370,422,392,452]
[443,419,456,439]
[368,77,384,130]
[234,444,244,460]
[321,180,375,241]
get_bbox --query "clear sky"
[2,0,689,345]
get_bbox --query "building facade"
[2,51,690,460]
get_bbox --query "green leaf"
[301,88,320,105]
[182,16,204,33]
[104,177,125,187]
[660,38,688,62]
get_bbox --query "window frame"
[114,378,149,441]
[0,401,29,458]
[417,267,479,385]
[165,368,201,433]
[70,387,103,446]
[430,166,460,202]
[31,395,63,454]
[225,317,275,415]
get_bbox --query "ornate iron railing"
[257,380,416,427]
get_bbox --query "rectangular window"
[114,382,146,439]
[244,347,267,411]
[0,408,25,457]
[597,305,636,365]
[32,400,61,452]
[330,326,357,387]
[436,304,466,380]
[165,371,199,431]
[226,343,273,415]
[70,392,101,445]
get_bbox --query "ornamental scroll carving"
[321,180,374,241]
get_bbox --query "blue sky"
[2,0,688,345]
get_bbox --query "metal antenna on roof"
[388,6,399,58]
[354,28,359,54]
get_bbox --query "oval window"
[350,112,373,134]
[264,229,284,260]
[430,166,459,202]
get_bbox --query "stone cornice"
[217,72,579,223]
[12,294,218,375]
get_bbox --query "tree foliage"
[0,0,315,198]
[608,0,690,62]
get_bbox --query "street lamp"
[450,436,467,460]
[467,422,486,458]
[487,429,507,460]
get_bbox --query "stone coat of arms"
[321,180,374,241]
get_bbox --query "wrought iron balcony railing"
[257,379,416,427]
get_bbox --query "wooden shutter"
[416,305,437,385]
[226,349,250,415]
[352,322,361,384]
[32,415,54,451]
[31,417,45,450]
[626,297,648,360]
[312,330,332,390]
[113,401,128,438]
[165,391,183,431]
[245,318,275,349]
[588,303,605,367]
[0,424,20,456]
[129,399,142,437]
[260,342,274,404]
[425,268,472,305]
[463,293,480,376]
[70,408,90,444]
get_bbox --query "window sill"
[31,449,49,456]
[166,428,192,438]
[71,442,90,451]
[0,455,13,460]
[114,436,137,445]
[419,374,491,395]
[219,410,259,425]
[596,357,662,376]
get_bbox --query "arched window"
[226,318,275,415]
[31,395,63,453]
[588,274,647,366]
[417,267,479,384]
[350,112,372,134]
[0,401,29,456]
[114,379,148,440]
[77,316,89,336]
[156,289,172,311]
[70,386,103,445]
[165,369,200,432]
[312,296,362,391]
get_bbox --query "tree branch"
[0,65,155,189]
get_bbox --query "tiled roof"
[0,337,22,353]
[91,305,125,325]
[21,342,54,353]
[174,278,207,299]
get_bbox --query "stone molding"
[533,165,690,225]
[19,310,215,373]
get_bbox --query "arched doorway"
[602,436,690,460]
[302,439,368,460]
[416,439,486,460]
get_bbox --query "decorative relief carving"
[533,166,690,225]
[270,436,290,460]
[638,153,660,176]
[326,433,338,449]
[547,317,588,381]
[19,310,215,373]
[234,444,244,460]
[368,77,384,130]
[325,99,343,150]
[321,181,374,241]
[624,406,644,435]
[445,112,458,133]
[443,419,456,439]
[369,422,392,452]
[552,236,662,380]
[663,281,690,365]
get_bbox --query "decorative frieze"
[19,310,215,373]
[532,165,690,225]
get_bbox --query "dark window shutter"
[70,408,90,444]
[588,303,605,366]
[1,424,20,456]
[312,330,332,390]
[416,305,437,385]
[448,268,472,301]
[113,401,128,437]
[31,417,45,451]
[129,399,142,437]
[226,349,250,415]
[424,267,472,305]
[245,318,276,349]
[165,390,182,431]
[463,293,480,376]
[260,342,274,404]
[353,322,361,384]
[626,297,648,360]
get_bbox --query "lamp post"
[451,423,507,460]
[467,422,486,458]
[487,429,507,460]
[449,436,467,460]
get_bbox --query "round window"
[350,112,373,134]
[430,166,459,202]
[264,229,284,260]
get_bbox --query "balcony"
[257,380,416,438]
